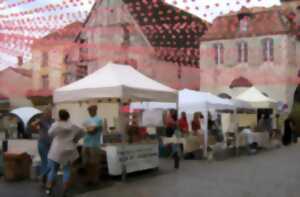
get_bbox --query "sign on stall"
[103,144,159,176]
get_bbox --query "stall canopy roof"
[10,107,42,127]
[131,89,236,111]
[236,87,276,108]
[178,89,235,112]
[54,63,177,103]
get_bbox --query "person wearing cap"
[82,105,103,184]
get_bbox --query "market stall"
[235,87,277,149]
[131,89,236,157]
[53,62,177,175]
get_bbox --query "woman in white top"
[45,109,84,196]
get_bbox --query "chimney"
[17,56,23,66]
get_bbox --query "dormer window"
[239,16,249,32]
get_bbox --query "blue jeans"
[38,141,50,177]
[47,160,71,184]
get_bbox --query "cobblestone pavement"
[79,144,300,197]
[1,143,300,197]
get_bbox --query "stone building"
[199,1,300,111]
[26,22,82,107]
[65,0,207,90]
[0,66,32,112]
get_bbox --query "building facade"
[200,2,300,111]
[66,0,207,90]
[26,22,82,107]
[0,67,32,111]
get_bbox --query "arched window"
[237,41,248,63]
[229,76,253,89]
[262,38,274,62]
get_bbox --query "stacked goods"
[4,152,32,181]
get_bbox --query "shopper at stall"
[31,107,54,186]
[45,109,84,196]
[282,117,296,146]
[170,111,181,169]
[191,112,201,136]
[208,112,223,142]
[17,119,25,139]
[82,105,103,184]
[165,110,176,137]
[179,112,189,135]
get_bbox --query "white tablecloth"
[162,135,204,154]
[237,132,270,148]
[102,143,159,176]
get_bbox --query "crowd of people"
[162,109,224,169]
[29,105,103,197]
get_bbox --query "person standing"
[191,112,202,136]
[45,109,84,196]
[82,105,103,184]
[170,110,181,169]
[17,119,25,139]
[282,117,295,146]
[179,112,189,136]
[165,110,176,137]
[31,107,54,186]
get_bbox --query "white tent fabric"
[130,89,236,111]
[10,107,42,127]
[178,89,235,112]
[54,63,177,103]
[231,99,253,109]
[236,87,276,108]
[130,102,176,110]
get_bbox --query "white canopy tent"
[131,89,236,157]
[54,62,177,103]
[236,87,277,108]
[53,63,177,130]
[178,89,235,113]
[130,89,236,111]
[54,63,178,175]
[130,102,176,110]
[10,107,42,128]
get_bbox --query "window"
[121,23,130,48]
[237,41,248,63]
[213,43,224,65]
[76,65,87,80]
[41,75,49,89]
[239,16,249,32]
[79,38,87,62]
[42,52,48,67]
[63,73,72,85]
[262,38,274,62]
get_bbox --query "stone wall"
[200,34,299,109]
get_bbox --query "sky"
[0,0,281,70]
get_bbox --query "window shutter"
[269,39,274,61]
[238,43,242,63]
[213,44,218,64]
[262,39,267,61]
[244,42,248,62]
[220,44,224,64]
